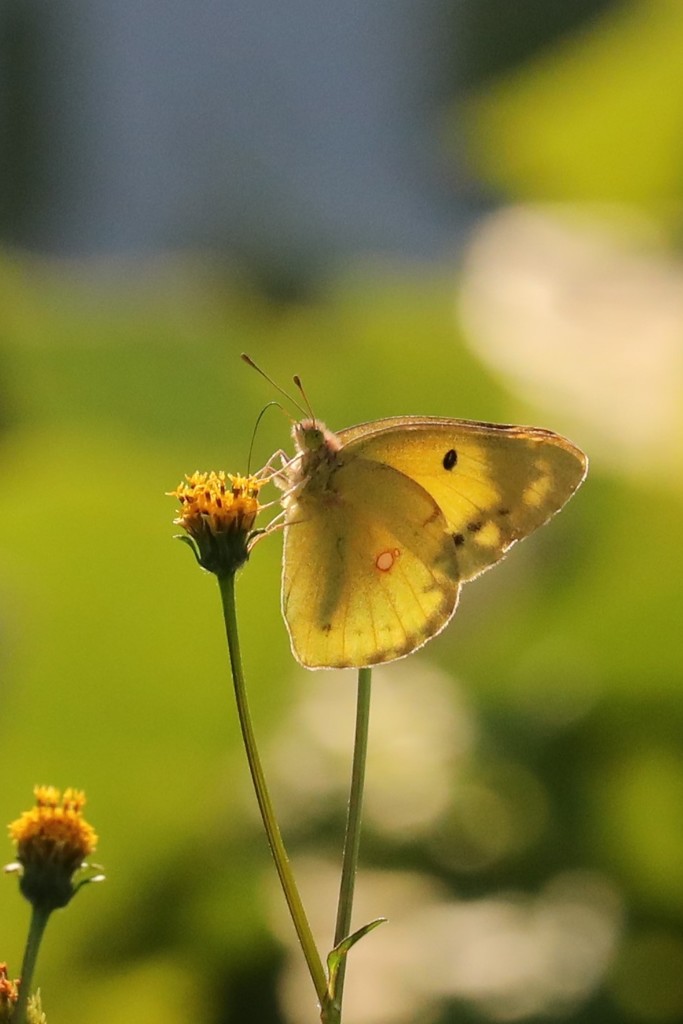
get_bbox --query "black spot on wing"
[442,448,458,470]
[467,520,482,533]
[453,533,465,547]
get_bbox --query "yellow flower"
[170,471,265,575]
[7,786,99,911]
[0,963,19,1022]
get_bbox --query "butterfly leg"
[260,449,305,491]
[256,448,289,479]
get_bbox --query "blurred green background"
[2,2,683,1022]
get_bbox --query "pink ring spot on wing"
[375,548,400,572]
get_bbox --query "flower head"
[7,786,99,911]
[27,991,47,1024]
[170,471,265,575]
[0,964,19,1022]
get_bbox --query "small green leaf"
[324,917,387,1015]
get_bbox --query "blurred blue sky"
[1,1,618,290]
[1,1,482,284]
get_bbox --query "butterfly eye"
[442,449,458,470]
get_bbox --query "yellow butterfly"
[278,414,587,670]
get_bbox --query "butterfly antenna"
[292,374,316,428]
[246,401,286,475]
[241,352,307,418]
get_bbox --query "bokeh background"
[2,1,683,1021]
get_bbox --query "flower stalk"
[13,906,50,1024]
[218,571,328,1006]
[323,667,373,1023]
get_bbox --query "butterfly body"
[279,416,587,670]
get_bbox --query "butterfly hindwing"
[282,458,460,668]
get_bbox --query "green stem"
[217,572,327,1005]
[330,666,373,1015]
[14,905,51,1024]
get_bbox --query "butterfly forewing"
[282,459,461,668]
[338,417,587,583]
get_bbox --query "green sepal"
[174,534,202,565]
[72,866,106,896]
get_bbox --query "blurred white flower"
[270,859,446,1024]
[415,870,623,1020]
[459,204,683,482]
[271,860,623,1024]
[266,661,477,837]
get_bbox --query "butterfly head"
[283,419,343,494]
[293,418,342,455]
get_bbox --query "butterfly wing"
[282,457,460,669]
[337,416,587,582]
